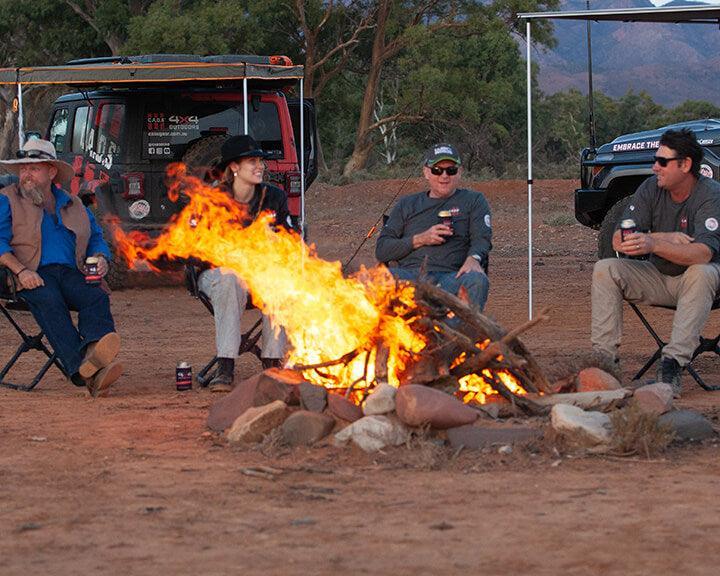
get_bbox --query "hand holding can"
[84,257,102,285]
[438,210,453,235]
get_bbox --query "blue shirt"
[0,185,110,269]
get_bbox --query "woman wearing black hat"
[197,135,291,391]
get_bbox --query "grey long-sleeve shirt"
[375,187,492,273]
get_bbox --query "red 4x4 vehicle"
[41,54,317,286]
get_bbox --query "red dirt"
[2,178,720,575]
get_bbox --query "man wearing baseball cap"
[0,138,122,396]
[376,143,492,310]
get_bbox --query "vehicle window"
[94,103,125,167]
[142,97,283,161]
[48,108,68,153]
[72,106,90,152]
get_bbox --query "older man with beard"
[0,139,122,396]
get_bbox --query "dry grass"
[609,403,675,457]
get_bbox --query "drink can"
[438,209,453,229]
[620,218,637,242]
[85,256,101,285]
[176,361,192,391]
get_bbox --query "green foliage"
[124,0,271,55]
[0,0,109,65]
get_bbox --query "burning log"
[413,281,552,394]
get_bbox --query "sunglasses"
[653,155,681,167]
[15,149,54,160]
[429,165,459,176]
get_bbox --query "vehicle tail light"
[285,171,302,197]
[122,172,145,199]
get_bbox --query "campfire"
[112,163,551,411]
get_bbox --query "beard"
[19,184,44,206]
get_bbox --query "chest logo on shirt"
[701,164,714,179]
[629,204,636,211]
[449,207,461,217]
[484,214,491,228]
[705,217,719,232]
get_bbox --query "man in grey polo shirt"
[592,128,720,396]
[375,143,492,310]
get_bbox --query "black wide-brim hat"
[217,135,266,170]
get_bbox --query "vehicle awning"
[517,5,720,318]
[519,5,720,24]
[0,61,304,85]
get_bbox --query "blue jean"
[389,267,490,311]
[19,265,116,376]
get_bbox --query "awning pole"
[300,78,306,239]
[243,78,248,134]
[526,20,533,320]
[17,76,24,148]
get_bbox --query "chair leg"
[197,317,265,388]
[0,332,68,391]
[628,302,666,381]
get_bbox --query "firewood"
[413,281,552,393]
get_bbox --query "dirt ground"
[3,178,720,576]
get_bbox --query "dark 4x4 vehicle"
[576,118,720,258]
[42,54,318,286]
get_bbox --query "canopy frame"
[519,5,720,319]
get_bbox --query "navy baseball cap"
[423,143,461,167]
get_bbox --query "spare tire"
[182,135,226,182]
[91,206,129,290]
[597,195,634,260]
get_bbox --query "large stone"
[633,383,673,416]
[362,382,397,416]
[327,393,363,422]
[395,385,478,430]
[531,389,630,411]
[207,369,302,432]
[207,373,261,432]
[446,425,542,450]
[550,403,612,446]
[226,400,290,444]
[576,367,622,392]
[281,410,335,446]
[254,368,302,406]
[659,409,715,442]
[333,415,409,452]
[299,382,328,413]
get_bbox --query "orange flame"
[111,164,526,405]
[111,164,425,399]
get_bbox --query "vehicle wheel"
[597,195,635,260]
[182,135,226,182]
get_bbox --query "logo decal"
[129,200,151,220]
[484,214,491,228]
[700,164,714,178]
[705,217,718,232]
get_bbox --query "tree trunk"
[342,0,391,177]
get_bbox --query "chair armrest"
[0,265,18,301]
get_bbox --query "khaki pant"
[198,267,286,359]
[591,258,720,366]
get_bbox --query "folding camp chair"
[629,299,720,391]
[0,266,69,391]
[184,262,263,386]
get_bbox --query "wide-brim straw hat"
[0,138,75,183]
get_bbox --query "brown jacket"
[0,184,91,272]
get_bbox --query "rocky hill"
[534,0,720,106]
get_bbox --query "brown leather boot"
[79,332,121,379]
